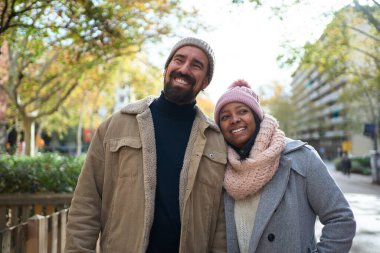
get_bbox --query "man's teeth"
[232,128,245,133]
[175,78,188,84]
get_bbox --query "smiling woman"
[214,79,356,253]
[219,102,257,149]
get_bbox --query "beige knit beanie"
[164,37,215,82]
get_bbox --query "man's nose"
[178,62,191,74]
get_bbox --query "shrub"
[351,156,371,175]
[333,155,371,175]
[0,153,84,193]
[333,157,342,171]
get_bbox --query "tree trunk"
[76,116,83,157]
[76,92,87,157]
[22,117,35,156]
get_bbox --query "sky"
[149,0,352,103]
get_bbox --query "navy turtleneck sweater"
[146,92,196,253]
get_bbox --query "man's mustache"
[170,71,196,87]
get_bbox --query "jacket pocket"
[109,137,141,151]
[108,137,142,179]
[196,149,226,187]
[202,149,227,164]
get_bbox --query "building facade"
[289,7,376,159]
[289,67,372,159]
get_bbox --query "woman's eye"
[220,115,229,121]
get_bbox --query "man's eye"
[173,57,183,63]
[193,64,202,70]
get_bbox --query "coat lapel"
[248,155,292,252]
[224,192,240,253]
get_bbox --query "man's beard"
[163,71,200,105]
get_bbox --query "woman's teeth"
[232,127,245,134]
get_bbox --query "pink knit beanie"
[214,79,264,124]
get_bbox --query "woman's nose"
[231,114,241,123]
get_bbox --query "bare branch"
[347,25,380,42]
[354,0,380,32]
[36,51,60,80]
[350,45,380,65]
[36,81,78,119]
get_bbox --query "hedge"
[0,153,84,193]
[333,155,371,175]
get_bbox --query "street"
[316,161,380,253]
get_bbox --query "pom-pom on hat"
[214,79,264,124]
[165,37,215,82]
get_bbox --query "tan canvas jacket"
[65,96,227,253]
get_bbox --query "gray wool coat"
[225,138,356,253]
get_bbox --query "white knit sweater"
[234,191,262,253]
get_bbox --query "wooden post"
[1,228,11,253]
[10,206,19,226]
[15,223,27,253]
[59,209,68,253]
[49,213,59,253]
[0,206,7,230]
[26,214,48,253]
[22,205,32,222]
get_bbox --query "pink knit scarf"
[224,115,286,200]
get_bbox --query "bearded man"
[65,37,227,253]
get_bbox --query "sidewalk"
[324,160,380,196]
[319,160,380,253]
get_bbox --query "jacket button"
[267,233,275,242]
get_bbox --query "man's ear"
[202,77,210,90]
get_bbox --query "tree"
[0,1,197,45]
[231,1,379,68]
[259,82,296,136]
[237,1,379,150]
[0,0,200,155]
[299,6,380,151]
[41,53,163,156]
[353,0,380,32]
[197,92,215,118]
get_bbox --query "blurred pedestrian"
[341,151,352,176]
[214,79,356,253]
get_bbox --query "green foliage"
[0,153,84,193]
[351,156,371,175]
[1,0,201,155]
[333,155,371,175]
[333,157,342,171]
[259,82,295,136]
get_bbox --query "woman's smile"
[219,102,256,148]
